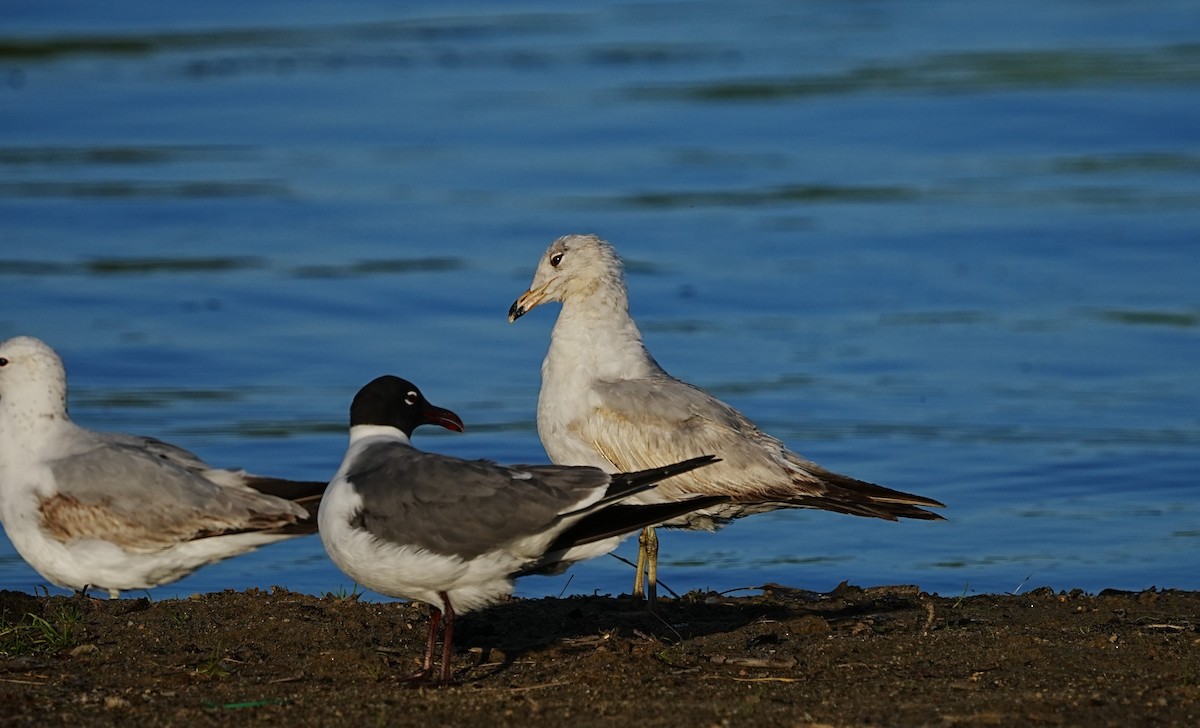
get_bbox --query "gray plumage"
[0,335,324,597]
[318,374,722,683]
[345,442,641,561]
[46,439,308,549]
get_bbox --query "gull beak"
[423,404,465,433]
[507,285,547,323]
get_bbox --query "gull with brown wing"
[0,336,325,598]
[508,234,945,604]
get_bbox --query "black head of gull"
[319,374,723,685]
[509,234,946,606]
[0,335,328,599]
[350,374,465,436]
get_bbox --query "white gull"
[0,335,325,598]
[508,234,945,604]
[318,374,721,684]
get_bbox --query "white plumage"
[0,336,322,598]
[509,234,945,602]
[318,375,720,683]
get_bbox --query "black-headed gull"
[318,375,721,684]
[0,335,326,598]
[508,233,945,603]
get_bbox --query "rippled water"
[2,1,1197,601]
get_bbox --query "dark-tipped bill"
[507,286,547,323]
[425,404,465,433]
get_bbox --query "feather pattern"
[0,335,323,597]
[510,234,946,533]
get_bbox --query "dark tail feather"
[243,476,328,528]
[786,494,944,521]
[799,468,945,521]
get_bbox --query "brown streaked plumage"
[0,335,326,598]
[509,234,945,604]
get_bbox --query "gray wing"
[98,432,213,473]
[579,374,817,501]
[100,432,327,515]
[44,441,308,551]
[582,375,945,518]
[346,442,614,560]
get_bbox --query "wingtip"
[674,453,720,472]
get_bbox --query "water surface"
[2,0,1197,600]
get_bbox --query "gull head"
[349,375,465,438]
[508,234,627,322]
[0,335,70,419]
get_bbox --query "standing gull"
[0,336,326,598]
[318,375,721,684]
[508,233,945,603]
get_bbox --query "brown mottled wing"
[578,375,944,518]
[576,375,819,502]
[104,431,326,525]
[43,442,308,551]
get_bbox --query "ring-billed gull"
[0,336,325,598]
[508,234,945,604]
[318,374,721,683]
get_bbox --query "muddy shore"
[2,582,1197,726]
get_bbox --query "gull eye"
[550,252,564,267]
[0,357,7,367]
[404,391,419,406]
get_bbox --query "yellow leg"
[633,526,650,599]
[644,526,659,606]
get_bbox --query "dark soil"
[2,582,1198,726]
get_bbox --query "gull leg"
[437,592,456,685]
[422,607,442,675]
[633,527,651,599]
[73,586,105,610]
[403,606,441,682]
[644,526,659,606]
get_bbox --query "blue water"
[2,1,1197,601]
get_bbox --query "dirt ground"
[1,581,1197,727]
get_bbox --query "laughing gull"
[0,335,326,598]
[318,375,722,684]
[508,233,946,604]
